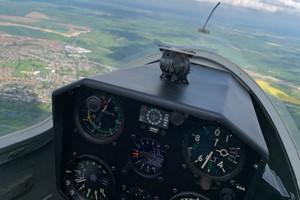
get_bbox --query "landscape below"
[0,0,299,149]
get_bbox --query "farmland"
[0,0,299,147]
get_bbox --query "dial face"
[64,156,115,200]
[130,138,166,177]
[169,192,209,200]
[76,92,124,144]
[120,187,151,200]
[182,124,244,181]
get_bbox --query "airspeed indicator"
[64,155,115,200]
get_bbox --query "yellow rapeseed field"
[257,80,300,105]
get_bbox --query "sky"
[34,0,299,37]
[195,0,300,14]
[120,0,300,36]
[192,0,300,36]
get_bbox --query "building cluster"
[0,32,115,104]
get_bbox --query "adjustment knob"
[219,188,236,200]
[86,96,102,112]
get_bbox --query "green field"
[4,60,49,77]
[0,101,51,137]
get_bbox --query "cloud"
[195,0,280,12]
[279,0,300,10]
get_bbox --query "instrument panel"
[55,88,261,200]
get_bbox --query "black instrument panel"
[56,88,261,200]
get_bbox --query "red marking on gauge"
[132,152,139,157]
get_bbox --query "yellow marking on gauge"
[87,110,93,124]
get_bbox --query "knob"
[219,188,236,200]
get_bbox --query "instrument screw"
[112,141,117,147]
[131,134,137,140]
[121,185,127,191]
[160,130,167,136]
[157,176,164,183]
[172,188,178,193]
[253,163,259,169]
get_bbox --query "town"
[0,32,115,104]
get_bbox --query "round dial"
[76,92,124,144]
[130,138,166,177]
[146,108,162,126]
[64,155,115,200]
[120,187,151,200]
[170,192,209,200]
[182,124,244,181]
